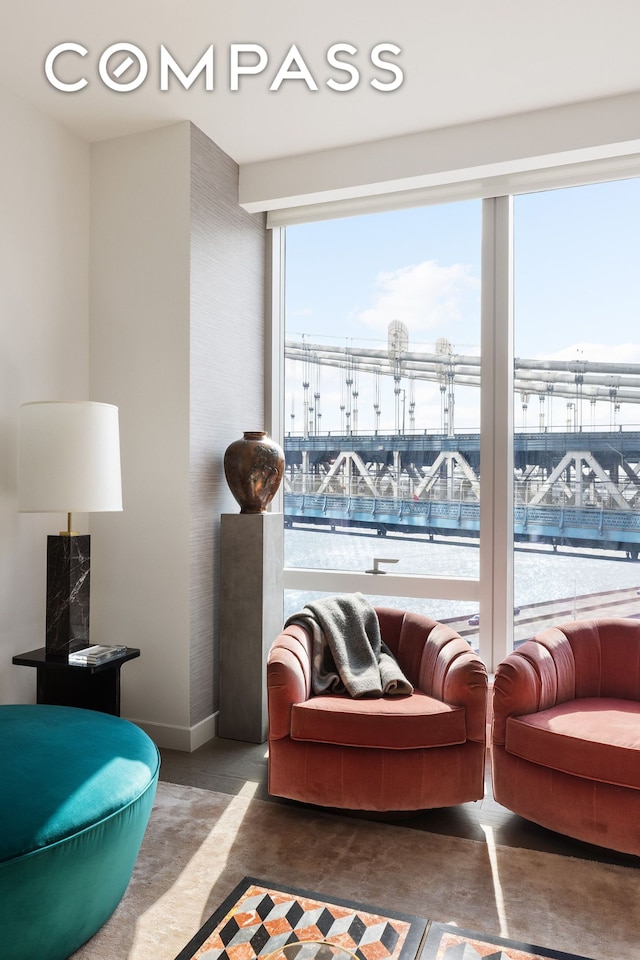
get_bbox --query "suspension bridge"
[283,324,640,558]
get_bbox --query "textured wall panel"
[189,124,267,726]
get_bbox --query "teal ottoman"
[0,704,160,960]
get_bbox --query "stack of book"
[68,644,128,666]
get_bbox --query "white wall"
[189,125,266,732]
[90,123,193,743]
[0,102,267,745]
[90,122,267,749]
[0,85,90,704]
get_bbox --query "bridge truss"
[282,430,640,560]
[283,329,640,556]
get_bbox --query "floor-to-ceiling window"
[272,174,640,670]
[281,201,483,642]
[513,178,640,644]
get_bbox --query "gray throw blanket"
[285,593,413,698]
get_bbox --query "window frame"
[267,167,640,672]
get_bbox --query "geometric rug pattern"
[173,880,594,960]
[173,878,427,960]
[421,923,594,960]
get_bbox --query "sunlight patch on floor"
[480,823,509,938]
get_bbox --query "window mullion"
[266,226,286,513]
[480,197,514,671]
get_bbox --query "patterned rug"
[421,922,592,959]
[173,879,593,960]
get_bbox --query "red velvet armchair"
[267,607,488,811]
[492,618,640,855]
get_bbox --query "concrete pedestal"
[219,512,283,743]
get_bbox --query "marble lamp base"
[46,534,91,658]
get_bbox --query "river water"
[283,525,640,621]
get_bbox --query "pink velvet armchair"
[492,618,640,855]
[267,607,488,811]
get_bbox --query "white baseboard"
[189,713,219,751]
[129,711,218,752]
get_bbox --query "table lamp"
[18,401,123,659]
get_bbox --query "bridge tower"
[388,320,408,435]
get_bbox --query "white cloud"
[356,260,480,340]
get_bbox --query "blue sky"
[285,177,640,433]
[286,199,481,351]
[515,178,640,359]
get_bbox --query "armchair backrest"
[375,607,436,685]
[376,607,488,742]
[561,618,640,700]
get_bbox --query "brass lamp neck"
[60,512,79,537]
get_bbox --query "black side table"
[12,647,140,716]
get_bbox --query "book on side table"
[68,644,129,666]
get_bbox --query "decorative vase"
[223,431,285,514]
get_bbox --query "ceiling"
[2,1,640,166]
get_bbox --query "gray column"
[219,513,283,742]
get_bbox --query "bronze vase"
[223,431,285,514]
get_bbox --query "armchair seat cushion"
[506,697,640,790]
[291,689,466,750]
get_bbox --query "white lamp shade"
[18,401,123,513]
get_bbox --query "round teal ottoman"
[0,704,160,960]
